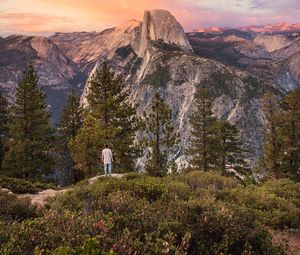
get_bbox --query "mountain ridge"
[193,22,300,34]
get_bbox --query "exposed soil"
[272,230,300,255]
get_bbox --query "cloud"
[0,12,76,35]
[0,0,300,36]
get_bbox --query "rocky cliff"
[0,35,86,123]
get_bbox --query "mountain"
[0,34,86,123]
[0,9,299,167]
[194,22,300,34]
[239,23,300,34]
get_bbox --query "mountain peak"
[139,9,192,55]
[115,19,141,32]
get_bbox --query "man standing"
[101,144,113,176]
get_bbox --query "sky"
[1,0,300,37]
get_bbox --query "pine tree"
[86,62,137,170]
[56,90,84,184]
[261,92,282,178]
[140,93,177,177]
[187,84,219,171]
[279,88,300,179]
[0,91,8,171]
[69,115,103,177]
[216,120,248,176]
[2,64,53,179]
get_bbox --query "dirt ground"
[272,230,300,255]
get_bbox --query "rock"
[254,35,291,52]
[88,173,125,185]
[139,9,192,56]
[0,188,13,194]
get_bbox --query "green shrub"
[0,176,39,194]
[0,176,57,194]
[164,181,191,200]
[123,172,143,180]
[0,173,294,254]
[183,171,240,190]
[219,183,300,229]
[0,191,39,222]
[90,177,166,202]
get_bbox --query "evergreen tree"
[69,115,103,177]
[140,93,177,177]
[0,91,8,171]
[216,121,248,176]
[261,92,282,178]
[279,88,300,179]
[187,84,219,171]
[56,90,84,184]
[86,62,137,170]
[2,64,53,179]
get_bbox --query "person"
[101,144,113,176]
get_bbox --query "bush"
[0,191,39,222]
[0,176,57,194]
[0,176,39,194]
[123,172,143,180]
[218,181,300,229]
[164,181,191,200]
[0,173,293,254]
[183,171,240,190]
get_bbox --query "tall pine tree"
[3,64,53,179]
[56,90,84,184]
[279,88,300,179]
[69,115,103,177]
[261,92,282,178]
[86,62,137,170]
[140,93,177,177]
[216,120,248,176]
[187,84,219,171]
[0,91,8,171]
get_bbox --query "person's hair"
[105,144,109,148]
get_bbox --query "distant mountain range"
[193,22,300,34]
[0,10,299,166]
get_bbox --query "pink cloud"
[0,0,299,35]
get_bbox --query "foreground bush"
[0,172,292,254]
[218,179,300,229]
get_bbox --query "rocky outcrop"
[50,20,141,74]
[254,35,291,52]
[138,9,192,56]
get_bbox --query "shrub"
[0,191,39,222]
[0,173,293,254]
[0,176,39,194]
[123,172,143,180]
[164,181,191,200]
[183,171,240,190]
[219,183,300,229]
[0,176,57,194]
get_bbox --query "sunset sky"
[1,0,300,37]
